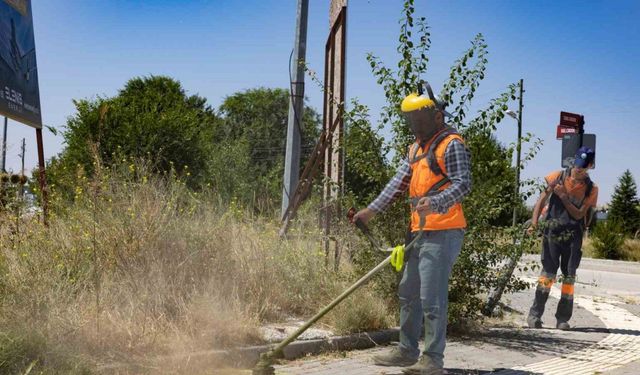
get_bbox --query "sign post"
[555,111,595,169]
[0,0,47,222]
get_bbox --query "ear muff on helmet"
[418,81,452,118]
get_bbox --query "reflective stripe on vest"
[408,133,467,232]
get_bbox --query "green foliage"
[45,76,219,198]
[43,81,321,213]
[608,169,640,236]
[441,34,489,128]
[216,88,321,210]
[342,100,391,208]
[366,0,431,163]
[217,87,320,175]
[591,220,626,259]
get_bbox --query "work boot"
[557,321,571,330]
[372,347,418,367]
[527,315,543,329]
[402,355,444,375]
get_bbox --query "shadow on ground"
[445,370,542,375]
[465,327,599,356]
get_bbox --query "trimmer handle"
[348,207,378,248]
[347,206,369,232]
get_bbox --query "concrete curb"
[196,328,400,368]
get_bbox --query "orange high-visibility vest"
[408,132,467,232]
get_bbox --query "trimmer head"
[252,350,278,375]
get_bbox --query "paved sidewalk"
[275,289,609,374]
[275,256,640,375]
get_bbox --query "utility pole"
[1,117,7,173]
[281,0,309,218]
[483,78,524,316]
[512,78,524,227]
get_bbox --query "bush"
[591,220,626,259]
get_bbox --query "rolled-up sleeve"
[428,139,472,214]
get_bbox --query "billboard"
[0,0,41,128]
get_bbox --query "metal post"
[483,79,524,316]
[19,138,25,198]
[35,128,48,225]
[281,0,309,218]
[512,79,524,227]
[20,138,25,176]
[1,117,7,172]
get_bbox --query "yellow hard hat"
[401,93,437,113]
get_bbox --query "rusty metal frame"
[279,116,341,237]
[322,5,347,267]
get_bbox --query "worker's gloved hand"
[390,244,405,272]
[351,207,375,226]
[415,197,432,216]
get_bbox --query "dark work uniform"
[529,170,597,324]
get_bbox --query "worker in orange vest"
[527,147,598,330]
[353,82,471,375]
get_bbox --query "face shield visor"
[401,81,452,141]
[403,106,439,141]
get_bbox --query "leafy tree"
[608,170,640,235]
[216,88,321,209]
[46,76,218,199]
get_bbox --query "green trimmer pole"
[252,211,392,375]
[252,253,392,374]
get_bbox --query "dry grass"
[0,163,391,374]
[620,239,640,261]
[583,236,640,261]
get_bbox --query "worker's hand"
[352,207,375,226]
[416,197,432,215]
[526,222,537,236]
[553,184,568,200]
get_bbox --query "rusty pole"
[35,128,48,225]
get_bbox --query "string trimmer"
[252,208,424,375]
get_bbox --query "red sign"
[560,111,584,127]
[557,125,578,139]
[556,111,584,139]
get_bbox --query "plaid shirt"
[368,139,472,214]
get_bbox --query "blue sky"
[3,0,639,205]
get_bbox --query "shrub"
[591,220,626,259]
